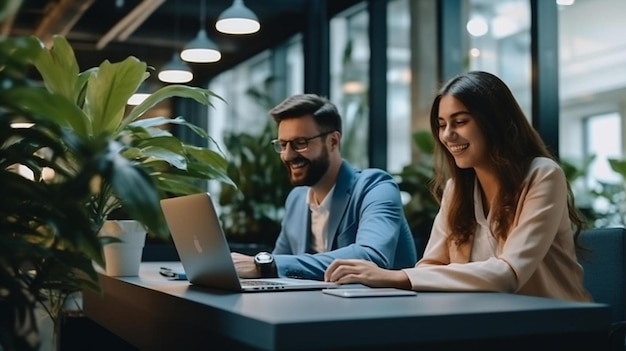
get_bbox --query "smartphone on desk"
[322,288,417,298]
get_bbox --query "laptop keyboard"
[242,280,286,286]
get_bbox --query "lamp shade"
[216,0,260,35]
[180,29,221,63]
[127,93,151,106]
[127,80,155,106]
[158,53,193,83]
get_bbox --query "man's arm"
[275,173,413,280]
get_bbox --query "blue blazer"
[273,160,417,280]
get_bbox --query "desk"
[83,262,611,351]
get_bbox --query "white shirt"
[307,186,335,253]
[470,180,498,262]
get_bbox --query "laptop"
[160,192,338,292]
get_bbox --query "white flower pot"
[98,220,147,276]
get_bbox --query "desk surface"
[84,262,611,351]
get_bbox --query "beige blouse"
[402,157,591,302]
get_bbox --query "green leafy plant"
[1,36,114,351]
[218,77,291,248]
[559,155,602,227]
[0,34,234,350]
[218,122,290,247]
[593,158,626,227]
[393,130,439,255]
[12,35,235,236]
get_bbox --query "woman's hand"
[324,259,412,289]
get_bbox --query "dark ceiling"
[4,0,359,86]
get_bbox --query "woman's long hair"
[428,71,585,246]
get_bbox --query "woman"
[325,71,590,302]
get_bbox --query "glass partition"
[558,0,626,226]
[466,0,532,118]
[386,0,412,174]
[330,3,370,168]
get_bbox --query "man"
[231,94,417,280]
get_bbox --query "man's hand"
[231,252,261,278]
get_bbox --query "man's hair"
[269,94,342,133]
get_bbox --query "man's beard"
[285,146,330,186]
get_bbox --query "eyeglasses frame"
[270,131,334,153]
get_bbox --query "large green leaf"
[123,85,223,127]
[134,135,185,154]
[185,146,235,187]
[185,145,228,170]
[104,151,168,237]
[129,116,210,139]
[152,173,208,195]
[84,57,147,136]
[413,130,435,154]
[3,87,90,136]
[33,35,79,102]
[608,159,626,181]
[0,36,42,78]
[139,147,187,170]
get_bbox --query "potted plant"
[218,79,291,250]
[0,34,234,350]
[17,35,235,236]
[559,155,602,227]
[219,121,291,250]
[595,158,626,227]
[393,130,439,257]
[1,35,118,351]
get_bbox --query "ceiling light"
[216,0,260,35]
[181,0,221,63]
[10,123,34,128]
[181,29,221,63]
[466,16,489,37]
[127,80,155,106]
[127,93,151,106]
[158,53,193,83]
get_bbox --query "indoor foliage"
[0,34,234,351]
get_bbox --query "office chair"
[578,227,626,351]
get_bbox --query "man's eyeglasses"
[271,131,334,153]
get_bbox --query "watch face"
[255,252,273,264]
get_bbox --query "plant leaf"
[123,85,223,127]
[32,35,79,102]
[3,87,90,136]
[84,57,147,136]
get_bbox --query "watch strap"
[259,260,278,278]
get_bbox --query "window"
[386,0,412,174]
[585,113,622,184]
[558,0,626,224]
[467,0,532,118]
[330,3,370,168]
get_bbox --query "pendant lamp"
[181,29,221,63]
[158,53,193,83]
[127,92,151,105]
[128,81,154,105]
[216,0,260,35]
[181,0,221,63]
